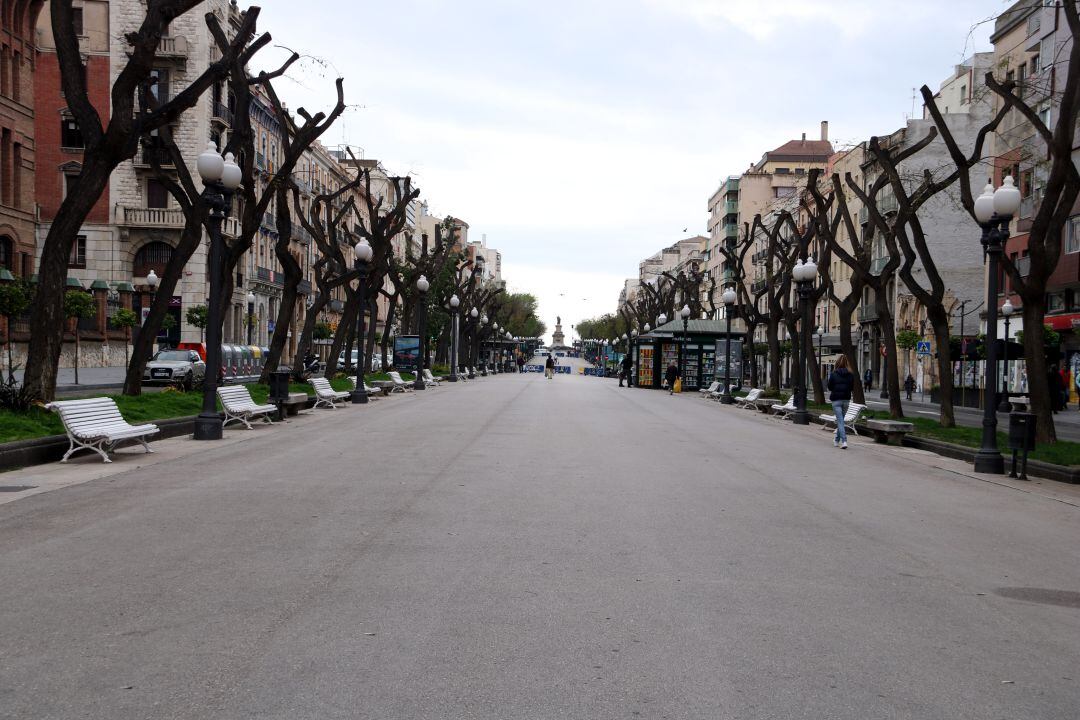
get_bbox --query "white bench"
[423,369,442,386]
[310,377,351,409]
[734,388,763,409]
[217,385,277,429]
[46,397,160,463]
[347,377,382,397]
[387,371,414,393]
[771,396,796,418]
[699,381,721,397]
[819,402,866,436]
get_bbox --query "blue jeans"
[832,400,849,442]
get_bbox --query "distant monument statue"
[551,316,569,350]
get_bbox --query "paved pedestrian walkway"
[1,373,1078,718]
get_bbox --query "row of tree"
[15,1,543,400]
[599,3,1079,443]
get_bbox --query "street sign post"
[916,340,931,356]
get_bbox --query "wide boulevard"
[1,365,1078,719]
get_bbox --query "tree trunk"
[835,303,864,405]
[876,294,904,418]
[926,304,955,428]
[262,279,299,382]
[365,297,378,373]
[325,289,360,378]
[123,220,204,396]
[1021,303,1056,443]
[380,296,395,370]
[767,314,781,391]
[23,162,110,399]
[810,343,825,404]
[290,294,329,378]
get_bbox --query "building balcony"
[751,279,767,294]
[254,265,284,288]
[858,304,878,323]
[724,200,738,214]
[157,36,188,58]
[134,145,175,169]
[751,249,768,264]
[221,217,241,238]
[117,205,185,228]
[298,279,312,295]
[870,256,889,275]
[724,223,739,239]
[211,100,233,126]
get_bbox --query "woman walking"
[828,355,855,449]
[665,362,679,396]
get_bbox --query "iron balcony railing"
[858,304,878,322]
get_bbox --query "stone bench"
[751,397,777,414]
[1009,396,1030,412]
[283,392,309,417]
[370,381,395,396]
[862,419,914,445]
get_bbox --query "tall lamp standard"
[816,326,824,384]
[481,313,489,374]
[720,287,737,403]
[468,307,479,378]
[973,177,1020,473]
[997,299,1015,412]
[447,294,461,382]
[679,304,691,381]
[790,256,818,426]
[194,143,242,441]
[145,269,159,347]
[413,274,429,390]
[350,238,373,404]
[246,291,255,346]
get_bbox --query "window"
[148,68,169,105]
[133,242,173,277]
[1027,13,1040,36]
[0,236,10,270]
[61,117,84,149]
[146,178,169,209]
[774,186,795,198]
[1030,53,1040,75]
[1038,101,1051,128]
[794,168,805,176]
[1067,216,1080,254]
[72,7,84,35]
[774,168,790,175]
[959,84,967,104]
[64,173,80,199]
[1048,292,1065,313]
[68,235,86,268]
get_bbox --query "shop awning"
[1045,313,1080,331]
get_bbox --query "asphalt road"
[1,372,1079,719]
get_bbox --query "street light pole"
[448,294,460,382]
[972,178,1020,474]
[816,327,824,385]
[997,299,1015,412]
[350,239,373,404]
[146,269,159,349]
[194,143,242,441]
[414,274,429,390]
[791,256,818,426]
[721,287,736,403]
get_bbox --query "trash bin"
[1008,412,1037,451]
[268,370,291,404]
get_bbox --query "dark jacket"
[545,356,555,369]
[665,364,679,383]
[621,356,632,372]
[827,368,854,402]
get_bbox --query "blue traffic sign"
[916,340,931,355]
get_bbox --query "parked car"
[336,350,381,372]
[144,349,206,390]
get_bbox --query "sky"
[250,0,1002,345]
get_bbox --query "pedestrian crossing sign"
[916,340,931,355]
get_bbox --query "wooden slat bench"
[217,386,277,429]
[310,378,350,409]
[45,397,160,463]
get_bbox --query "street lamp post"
[791,256,818,426]
[448,294,460,382]
[146,269,159,348]
[997,299,1015,412]
[721,288,736,404]
[481,313,489,375]
[194,143,242,441]
[468,307,479,378]
[679,304,691,383]
[973,177,1020,473]
[816,327,824,385]
[246,291,255,346]
[350,239,373,404]
[413,274,429,390]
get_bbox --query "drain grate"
[994,587,1080,609]
[0,486,36,493]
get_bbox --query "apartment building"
[703,176,739,317]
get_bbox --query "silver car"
[144,349,206,390]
